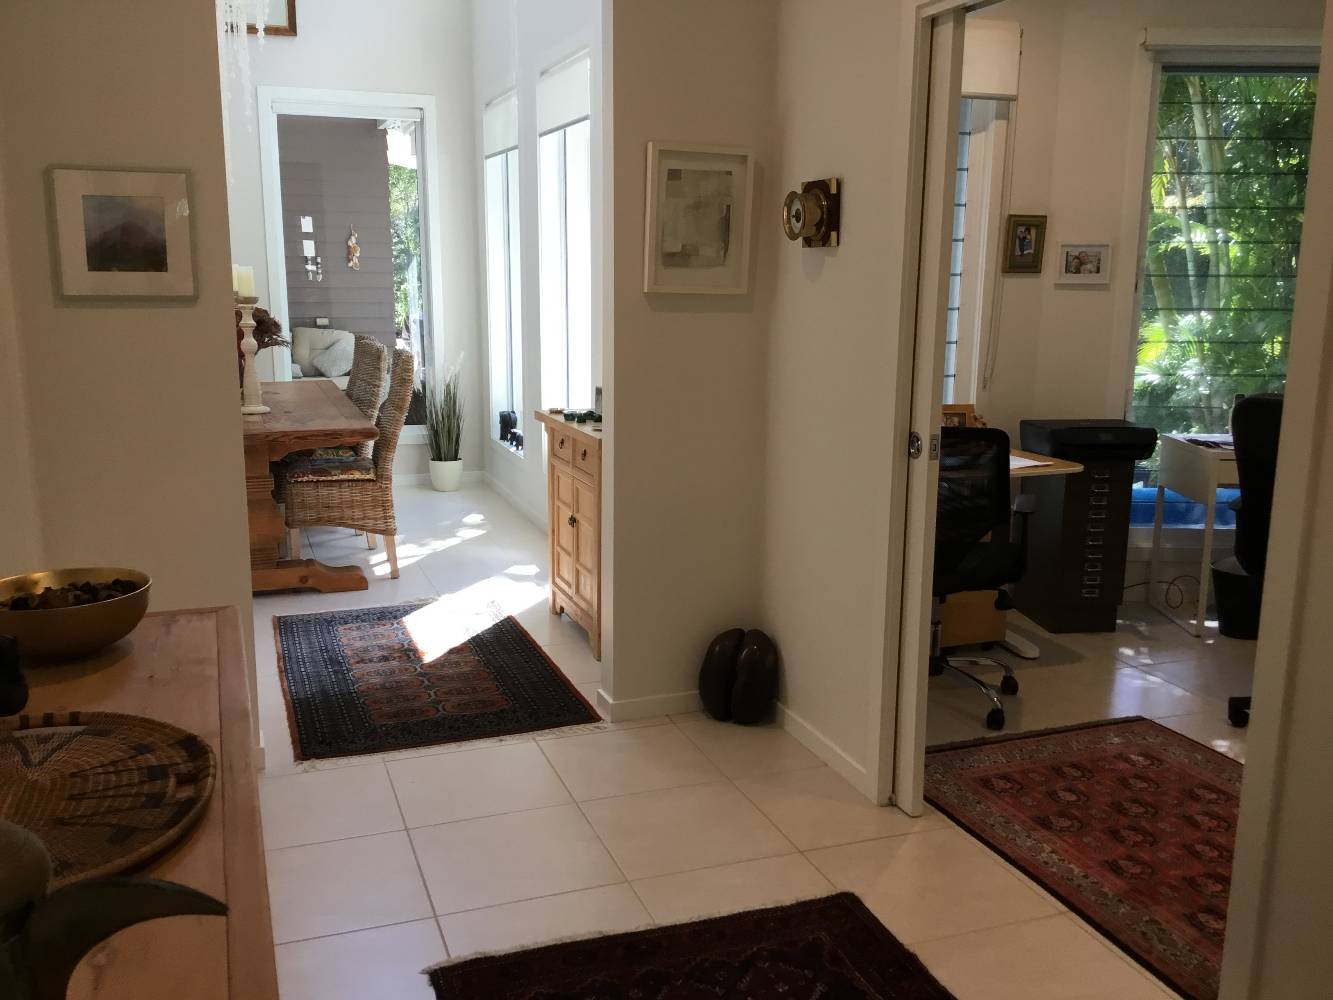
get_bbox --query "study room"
[919,3,1317,751]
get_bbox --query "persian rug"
[428,893,957,1000]
[276,604,598,760]
[925,717,1242,1000]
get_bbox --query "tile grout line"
[382,761,450,958]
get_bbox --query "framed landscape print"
[1001,214,1047,273]
[643,142,754,294]
[1056,243,1112,285]
[249,0,296,35]
[47,166,197,301]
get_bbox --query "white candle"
[233,265,256,298]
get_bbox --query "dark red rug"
[429,893,957,999]
[276,604,599,760]
[925,717,1241,1000]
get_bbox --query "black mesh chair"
[931,426,1033,730]
[1227,394,1283,727]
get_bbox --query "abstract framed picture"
[1001,214,1046,273]
[46,166,197,302]
[1057,243,1112,285]
[643,142,754,295]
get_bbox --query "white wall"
[0,110,43,574]
[606,0,775,714]
[470,0,602,527]
[0,0,252,622]
[973,0,1326,441]
[223,0,482,471]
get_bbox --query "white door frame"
[888,2,1332,996]
[255,85,445,383]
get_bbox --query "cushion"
[290,326,355,370]
[286,455,375,483]
[312,446,359,460]
[310,338,355,378]
[290,363,305,379]
[698,628,746,721]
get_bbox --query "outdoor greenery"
[1132,71,1317,435]
[389,162,422,332]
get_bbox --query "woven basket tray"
[0,711,217,888]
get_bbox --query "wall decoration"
[247,0,296,35]
[1056,243,1112,286]
[1001,214,1047,274]
[46,167,196,301]
[643,142,754,295]
[346,226,361,270]
[783,178,841,248]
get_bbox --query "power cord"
[1123,576,1199,610]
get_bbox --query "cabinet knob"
[567,515,577,527]
[558,437,566,448]
[580,448,587,460]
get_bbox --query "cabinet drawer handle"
[567,515,577,527]
[558,437,566,448]
[581,448,588,460]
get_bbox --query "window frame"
[483,145,522,445]
[538,115,593,410]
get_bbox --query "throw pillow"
[310,338,354,378]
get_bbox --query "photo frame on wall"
[46,166,197,302]
[1001,214,1047,273]
[1057,243,1112,285]
[248,0,296,35]
[643,142,754,295]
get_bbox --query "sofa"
[290,327,356,389]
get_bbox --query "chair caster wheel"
[1000,675,1019,696]
[985,708,1006,731]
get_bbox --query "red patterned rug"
[925,718,1240,1000]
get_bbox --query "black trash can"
[1212,556,1262,640]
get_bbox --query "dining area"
[240,324,414,595]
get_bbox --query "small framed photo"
[249,0,296,35]
[1057,243,1112,285]
[1002,214,1047,273]
[643,142,754,295]
[47,166,197,302]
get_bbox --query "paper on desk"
[1010,455,1051,470]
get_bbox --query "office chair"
[1226,394,1283,728]
[931,426,1033,730]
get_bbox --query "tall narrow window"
[1132,69,1318,436]
[537,54,593,410]
[483,92,522,450]
[943,99,972,403]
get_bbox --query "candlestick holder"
[236,294,269,415]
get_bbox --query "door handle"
[567,515,577,527]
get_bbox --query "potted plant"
[426,359,465,492]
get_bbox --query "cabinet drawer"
[550,427,575,465]
[573,437,600,481]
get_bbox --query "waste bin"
[1212,556,1262,640]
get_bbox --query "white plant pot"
[429,459,464,492]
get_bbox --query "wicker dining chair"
[345,336,388,421]
[283,348,415,578]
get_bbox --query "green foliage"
[425,360,465,463]
[1132,71,1316,435]
[389,163,422,331]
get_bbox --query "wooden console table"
[243,380,377,593]
[535,411,602,659]
[23,607,278,1000]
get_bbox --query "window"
[1131,69,1318,436]
[537,54,593,410]
[943,99,973,403]
[483,92,523,450]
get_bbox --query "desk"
[27,608,278,1000]
[243,380,378,593]
[940,449,1083,655]
[1149,434,1239,636]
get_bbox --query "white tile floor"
[253,484,1250,1000]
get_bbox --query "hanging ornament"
[216,0,268,184]
[346,226,362,271]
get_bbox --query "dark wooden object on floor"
[243,380,377,593]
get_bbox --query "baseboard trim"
[775,700,873,798]
[397,471,484,487]
[482,472,547,530]
[597,688,701,722]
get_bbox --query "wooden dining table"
[242,380,378,593]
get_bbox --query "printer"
[1013,419,1158,632]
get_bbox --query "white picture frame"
[643,142,754,295]
[1056,243,1112,286]
[46,166,197,301]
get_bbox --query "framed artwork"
[1001,214,1047,273]
[46,166,197,301]
[643,142,754,294]
[248,0,296,36]
[942,403,983,428]
[1057,243,1112,285]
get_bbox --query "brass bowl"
[0,568,151,660]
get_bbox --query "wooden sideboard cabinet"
[535,411,602,659]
